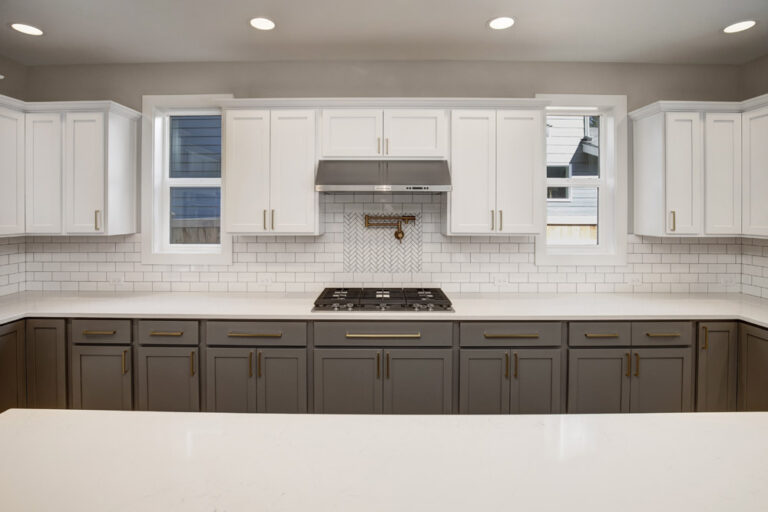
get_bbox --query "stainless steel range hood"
[315,160,451,192]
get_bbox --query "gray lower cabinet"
[205,348,257,413]
[71,345,132,410]
[0,320,26,412]
[461,349,562,414]
[696,322,738,412]
[568,349,631,413]
[383,349,452,414]
[314,349,382,414]
[738,324,768,411]
[629,348,693,413]
[137,347,200,412]
[26,319,67,409]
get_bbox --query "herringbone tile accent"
[344,212,422,273]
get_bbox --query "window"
[141,95,233,265]
[535,94,627,266]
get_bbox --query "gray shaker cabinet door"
[510,349,562,414]
[205,348,257,413]
[738,324,768,411]
[629,348,693,413]
[314,349,382,414]
[568,349,630,414]
[0,321,26,412]
[256,349,307,413]
[459,349,510,414]
[137,347,200,412]
[26,319,67,409]
[71,345,132,410]
[696,322,738,412]
[383,349,452,414]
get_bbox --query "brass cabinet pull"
[190,351,195,377]
[634,353,640,377]
[150,331,183,337]
[513,352,519,379]
[670,210,676,231]
[385,138,389,155]
[248,352,253,377]
[483,332,539,339]
[227,332,283,338]
[491,210,495,230]
[504,352,510,379]
[263,210,267,230]
[271,209,275,230]
[83,330,116,336]
[121,350,128,375]
[377,137,381,154]
[702,326,709,350]
[345,332,421,339]
[499,210,503,231]
[625,353,630,377]
[645,332,681,338]
[376,352,381,379]
[386,352,390,379]
[584,333,620,339]
[94,210,101,231]
[257,351,262,378]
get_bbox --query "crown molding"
[218,97,551,110]
[0,94,140,118]
[629,93,768,120]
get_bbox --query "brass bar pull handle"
[257,351,262,378]
[505,352,510,379]
[634,353,640,377]
[94,210,101,231]
[584,333,620,339]
[645,332,681,338]
[491,210,495,230]
[386,352,390,379]
[499,210,503,231]
[702,326,709,350]
[271,209,275,230]
[483,333,539,339]
[263,210,267,230]
[377,137,381,154]
[83,330,116,336]
[345,333,421,339]
[227,332,283,338]
[513,352,519,379]
[625,353,630,377]
[121,350,128,375]
[376,352,381,379]
[248,352,253,377]
[671,210,676,231]
[190,351,195,377]
[385,138,389,155]
[150,331,184,337]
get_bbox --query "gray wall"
[20,60,748,111]
[0,55,27,99]
[740,55,768,100]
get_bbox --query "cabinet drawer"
[206,321,307,347]
[315,322,452,347]
[138,320,199,346]
[632,322,693,346]
[72,319,131,344]
[460,322,562,347]
[569,322,631,347]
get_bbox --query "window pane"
[169,115,221,178]
[546,115,599,178]
[546,187,598,246]
[547,187,569,200]
[547,165,569,179]
[170,187,220,244]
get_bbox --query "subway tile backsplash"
[2,194,767,298]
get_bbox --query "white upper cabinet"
[742,105,768,237]
[25,113,63,234]
[321,108,447,158]
[64,112,105,233]
[0,106,25,236]
[496,110,544,234]
[223,109,319,235]
[704,113,741,235]
[665,112,702,235]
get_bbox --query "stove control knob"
[427,304,435,311]
[346,303,355,310]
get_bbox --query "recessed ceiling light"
[0,75,4,80]
[723,20,756,33]
[10,23,43,36]
[488,17,515,30]
[250,17,275,31]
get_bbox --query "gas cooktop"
[313,288,453,312]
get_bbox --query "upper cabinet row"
[632,99,768,238]
[0,100,139,237]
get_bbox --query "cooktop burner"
[313,288,453,312]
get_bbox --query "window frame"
[535,94,628,266]
[141,94,233,265]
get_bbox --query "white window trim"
[141,94,234,265]
[535,94,628,266]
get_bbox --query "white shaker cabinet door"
[495,110,545,234]
[64,112,105,234]
[704,113,741,235]
[383,109,447,158]
[449,110,496,234]
[0,107,25,236]
[665,112,702,235]
[269,110,318,234]
[742,106,768,237]
[223,110,270,233]
[321,109,382,157]
[25,113,63,234]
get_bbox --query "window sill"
[141,235,233,266]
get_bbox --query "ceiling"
[1,0,767,66]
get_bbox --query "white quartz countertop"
[0,408,766,511]
[1,291,768,326]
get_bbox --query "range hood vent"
[315,160,451,192]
